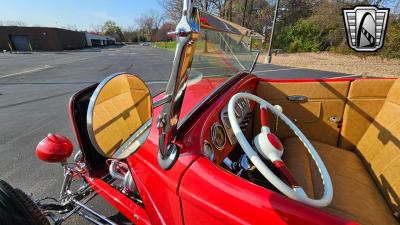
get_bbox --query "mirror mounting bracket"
[157,143,179,170]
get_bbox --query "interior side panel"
[255,81,350,146]
[339,79,395,150]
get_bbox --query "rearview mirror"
[87,73,152,159]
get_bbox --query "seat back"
[357,79,400,216]
[339,79,395,150]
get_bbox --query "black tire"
[0,179,50,225]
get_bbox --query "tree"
[0,20,27,26]
[242,0,249,26]
[157,22,175,41]
[159,0,220,22]
[89,24,103,34]
[159,0,183,23]
[102,20,124,41]
[157,0,400,58]
[123,26,139,43]
[136,11,164,41]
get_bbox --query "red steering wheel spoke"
[260,104,298,188]
[260,105,270,133]
[273,160,299,188]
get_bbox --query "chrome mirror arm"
[157,0,199,170]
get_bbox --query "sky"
[0,0,163,30]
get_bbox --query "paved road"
[0,45,351,224]
[0,46,173,225]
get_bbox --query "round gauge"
[211,123,226,150]
[203,142,214,161]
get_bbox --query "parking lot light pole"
[264,0,280,64]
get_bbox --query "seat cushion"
[283,137,398,225]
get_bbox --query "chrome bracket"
[158,143,179,170]
[153,94,172,108]
[287,95,308,103]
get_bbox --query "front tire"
[0,179,50,225]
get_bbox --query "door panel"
[179,158,352,225]
[254,81,351,146]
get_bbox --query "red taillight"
[36,133,73,163]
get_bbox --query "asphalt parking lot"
[0,45,350,224]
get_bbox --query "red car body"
[2,2,397,225]
[70,74,359,225]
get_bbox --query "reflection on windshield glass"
[190,29,259,79]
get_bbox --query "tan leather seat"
[284,137,398,225]
[282,79,400,225]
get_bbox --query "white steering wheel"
[228,93,333,207]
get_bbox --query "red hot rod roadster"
[1,1,399,225]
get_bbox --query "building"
[85,33,116,47]
[0,26,87,51]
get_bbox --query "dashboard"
[201,89,256,164]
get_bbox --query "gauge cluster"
[200,82,257,163]
[220,97,252,145]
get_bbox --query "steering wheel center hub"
[254,132,284,162]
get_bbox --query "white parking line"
[327,74,360,79]
[252,68,301,73]
[0,65,52,79]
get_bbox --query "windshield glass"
[176,11,261,126]
[177,24,260,126]
[190,29,260,79]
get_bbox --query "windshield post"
[157,0,199,170]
